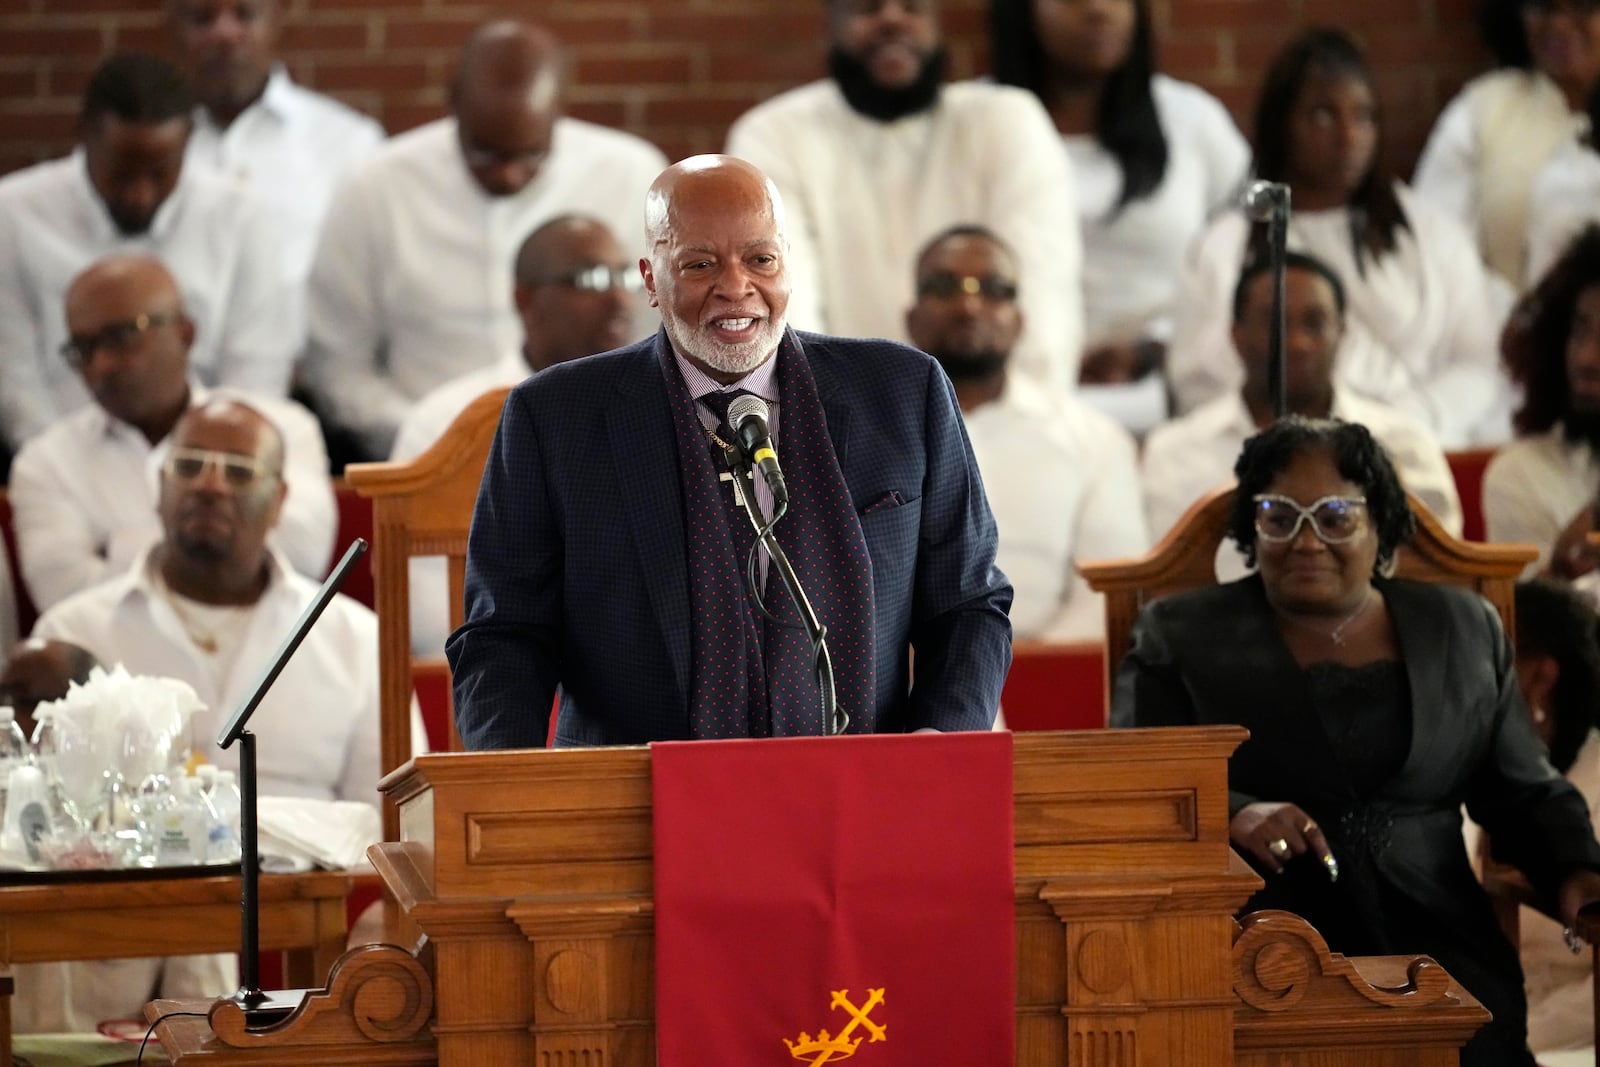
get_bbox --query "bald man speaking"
[449,156,1012,747]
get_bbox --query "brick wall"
[0,0,1487,181]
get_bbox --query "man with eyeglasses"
[1142,251,1461,562]
[904,225,1146,642]
[390,214,643,654]
[167,0,386,287]
[725,0,1083,393]
[18,397,422,1035]
[302,20,666,462]
[0,53,300,457]
[7,254,334,612]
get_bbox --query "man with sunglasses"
[1142,252,1460,557]
[302,20,665,462]
[0,53,299,457]
[18,398,420,1035]
[905,225,1146,642]
[390,214,643,655]
[8,254,334,611]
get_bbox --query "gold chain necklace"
[1278,589,1376,647]
[151,569,221,655]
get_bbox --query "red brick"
[564,99,631,131]
[542,14,641,46]
[705,46,822,86]
[311,58,433,92]
[0,26,107,57]
[278,20,373,53]
[573,52,697,87]
[381,13,483,51]
[384,102,449,135]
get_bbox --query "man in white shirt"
[0,53,299,453]
[9,254,335,611]
[303,19,667,460]
[168,0,386,285]
[905,225,1145,641]
[391,214,641,654]
[1486,227,1600,579]
[726,0,1083,391]
[19,398,418,1034]
[1144,252,1462,545]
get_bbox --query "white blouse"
[1167,183,1512,447]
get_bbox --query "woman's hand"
[1231,801,1336,877]
[1556,868,1600,933]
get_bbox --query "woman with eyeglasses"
[1111,416,1600,1067]
[989,0,1248,433]
[1414,0,1600,292]
[1167,28,1511,448]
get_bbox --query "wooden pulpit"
[148,728,1488,1066]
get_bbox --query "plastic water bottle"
[152,776,218,867]
[207,769,242,863]
[0,705,32,823]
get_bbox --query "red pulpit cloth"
[652,732,1015,1066]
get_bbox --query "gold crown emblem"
[784,988,886,1064]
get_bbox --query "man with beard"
[1487,224,1600,582]
[0,53,298,455]
[9,254,335,611]
[1144,251,1460,546]
[21,398,418,1034]
[391,214,644,655]
[905,226,1145,641]
[725,0,1083,392]
[168,0,385,285]
[303,20,665,461]
[448,155,1012,748]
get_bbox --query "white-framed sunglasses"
[161,447,277,489]
[1252,493,1369,544]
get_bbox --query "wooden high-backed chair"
[343,387,511,840]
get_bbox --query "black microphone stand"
[215,538,369,1024]
[724,451,845,736]
[1265,185,1292,419]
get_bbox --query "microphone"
[728,394,789,508]
[1240,179,1290,222]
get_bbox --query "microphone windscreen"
[728,394,769,431]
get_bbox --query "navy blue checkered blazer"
[446,328,1013,748]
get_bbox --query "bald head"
[513,214,638,369]
[641,155,791,382]
[644,154,786,252]
[452,21,564,198]
[0,638,99,739]
[64,253,194,442]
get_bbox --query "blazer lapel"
[1384,580,1441,787]
[609,345,691,704]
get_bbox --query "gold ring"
[1268,838,1290,858]
[1303,820,1317,833]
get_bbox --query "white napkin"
[256,796,381,871]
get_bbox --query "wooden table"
[0,869,354,1067]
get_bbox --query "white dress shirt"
[9,385,336,611]
[1412,68,1581,291]
[390,356,528,656]
[32,547,422,805]
[303,116,666,458]
[726,79,1084,392]
[0,152,300,449]
[1525,134,1600,286]
[185,66,385,285]
[1141,386,1464,546]
[963,376,1148,641]
[1167,184,1511,447]
[1483,424,1600,575]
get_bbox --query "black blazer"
[1111,575,1600,938]
[447,329,1014,749]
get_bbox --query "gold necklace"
[1278,589,1376,647]
[152,570,220,655]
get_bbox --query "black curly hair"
[1504,224,1600,434]
[1229,416,1417,573]
[1514,579,1600,773]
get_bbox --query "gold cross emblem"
[783,987,887,1064]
